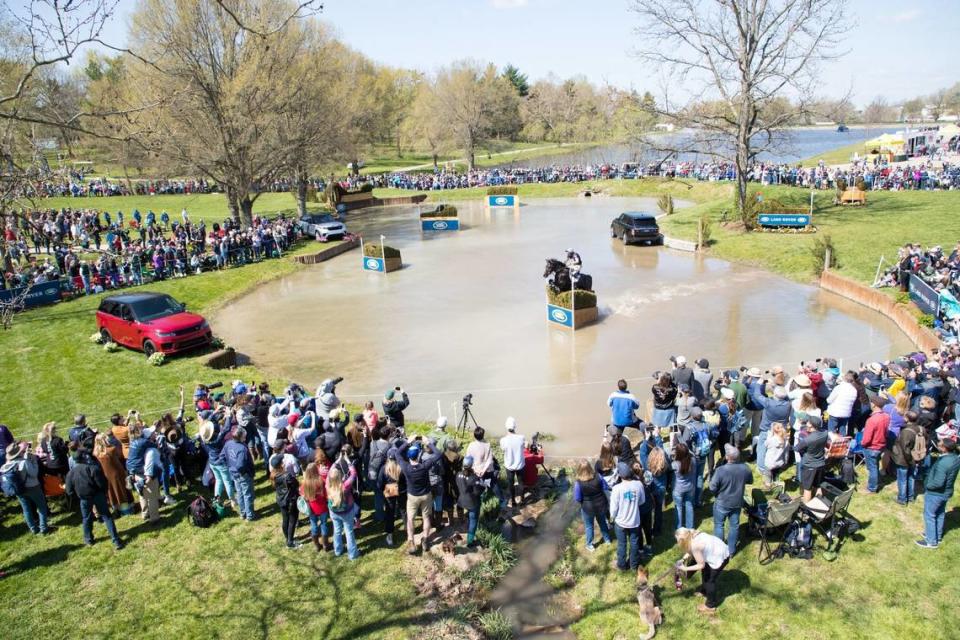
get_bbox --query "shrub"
[810,234,838,275]
[362,243,401,259]
[103,341,120,353]
[420,204,458,218]
[358,183,374,193]
[486,186,518,196]
[918,314,935,328]
[476,610,512,640]
[210,337,225,350]
[148,352,166,366]
[546,287,597,309]
[895,291,911,305]
[657,193,674,216]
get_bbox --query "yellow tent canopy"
[864,133,904,151]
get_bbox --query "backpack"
[692,426,712,458]
[1,465,24,497]
[188,496,218,528]
[840,458,857,486]
[911,428,927,463]
[782,522,813,559]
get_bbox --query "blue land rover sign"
[363,256,384,271]
[757,213,811,227]
[421,218,460,231]
[487,195,516,207]
[547,304,573,327]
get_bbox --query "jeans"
[581,508,611,546]
[896,464,918,503]
[372,482,385,521]
[864,449,883,492]
[694,456,706,506]
[466,507,480,544]
[257,429,271,471]
[755,430,769,475]
[308,511,330,537]
[923,492,948,546]
[232,473,255,519]
[330,504,360,559]
[674,488,695,530]
[828,415,850,436]
[713,503,741,556]
[651,487,664,534]
[614,524,641,569]
[211,464,234,501]
[80,493,121,545]
[17,485,50,533]
[701,559,728,608]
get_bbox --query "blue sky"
[88,0,960,104]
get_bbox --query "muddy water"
[213,198,913,456]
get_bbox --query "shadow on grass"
[4,542,85,576]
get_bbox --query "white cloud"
[888,10,920,23]
[491,0,528,8]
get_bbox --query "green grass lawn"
[30,191,322,225]
[658,186,960,283]
[799,140,867,167]
[552,466,959,639]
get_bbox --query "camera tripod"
[456,400,480,439]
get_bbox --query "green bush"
[362,243,401,259]
[698,214,712,246]
[477,610,512,640]
[486,186,518,196]
[895,291,911,305]
[546,287,597,309]
[358,183,374,193]
[420,204,458,218]
[810,234,838,275]
[918,314,935,328]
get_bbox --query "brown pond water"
[212,198,913,457]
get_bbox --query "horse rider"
[565,248,582,278]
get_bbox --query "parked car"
[96,292,212,356]
[611,211,663,245]
[298,213,347,241]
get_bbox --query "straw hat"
[793,374,811,388]
[198,420,215,443]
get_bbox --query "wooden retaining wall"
[294,237,360,265]
[819,269,940,352]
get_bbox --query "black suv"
[611,211,663,245]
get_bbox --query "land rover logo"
[551,308,568,323]
[365,258,381,270]
[433,221,448,230]
[759,216,770,223]
[494,196,509,205]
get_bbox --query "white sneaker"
[386,534,394,546]
[585,543,596,552]
[163,496,176,505]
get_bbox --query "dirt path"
[487,478,580,639]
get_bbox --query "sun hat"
[793,374,811,388]
[5,442,25,460]
[505,417,517,432]
[867,362,883,375]
[747,367,762,378]
[198,421,215,443]
[720,387,735,400]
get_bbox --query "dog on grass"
[636,566,663,639]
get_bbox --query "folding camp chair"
[801,481,856,554]
[754,497,802,564]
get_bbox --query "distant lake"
[490,126,902,169]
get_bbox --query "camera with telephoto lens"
[530,431,542,453]
[462,393,473,408]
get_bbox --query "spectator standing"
[2,442,52,535]
[609,462,645,570]
[65,448,124,549]
[916,436,960,549]
[499,417,526,507]
[708,445,753,556]
[225,427,256,521]
[861,396,891,493]
[573,460,611,551]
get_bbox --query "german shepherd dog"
[636,566,663,639]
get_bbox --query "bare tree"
[630,0,850,228]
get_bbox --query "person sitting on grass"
[675,527,730,615]
[456,456,485,548]
[574,460,611,552]
[271,455,301,550]
[65,447,124,550]
[609,462,644,571]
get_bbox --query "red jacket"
[522,449,544,487]
[862,411,890,451]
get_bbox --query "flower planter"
[546,287,598,329]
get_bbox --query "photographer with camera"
[522,436,545,499]
[608,379,641,432]
[382,387,410,428]
[500,418,526,508]
[397,436,443,554]
[316,377,343,419]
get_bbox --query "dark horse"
[543,258,593,294]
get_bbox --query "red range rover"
[96,292,213,356]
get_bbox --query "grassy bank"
[0,237,450,640]
[658,186,960,282]
[799,140,865,166]
[551,465,959,639]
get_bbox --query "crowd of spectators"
[1,207,302,294]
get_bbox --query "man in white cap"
[671,356,695,391]
[500,417,526,508]
[430,416,451,451]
